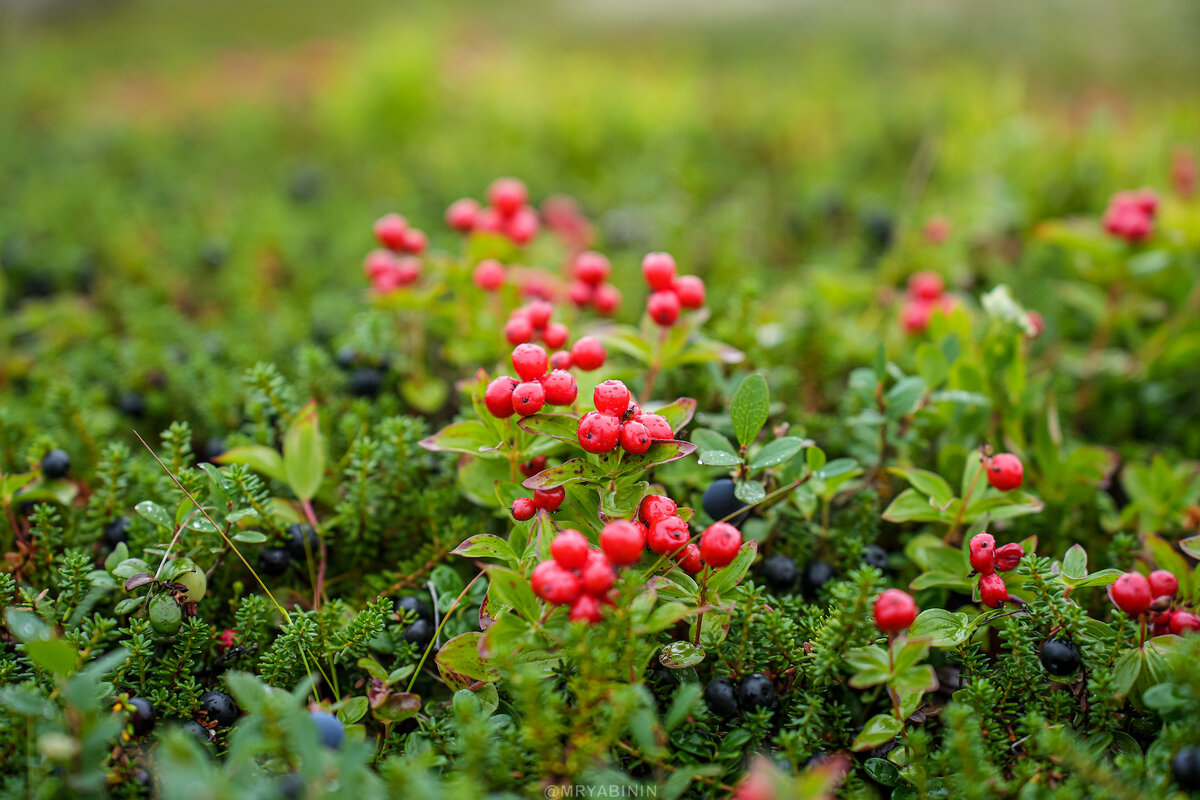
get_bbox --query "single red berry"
[699,522,742,568]
[672,275,706,309]
[1148,569,1179,599]
[641,252,677,290]
[506,208,540,245]
[512,381,546,416]
[216,629,236,653]
[969,532,996,575]
[484,377,518,418]
[526,301,553,330]
[488,177,528,216]
[534,486,566,513]
[571,336,606,371]
[637,413,673,440]
[551,529,589,569]
[550,350,572,370]
[620,421,652,454]
[574,251,611,285]
[400,228,427,254]
[446,198,479,232]
[519,456,548,478]
[577,412,621,453]
[542,322,569,350]
[923,216,951,244]
[530,560,581,606]
[979,573,1008,608]
[472,259,505,291]
[901,301,933,334]
[674,543,703,574]
[986,453,1024,492]
[1170,609,1200,634]
[639,494,678,525]
[541,370,578,406]
[993,543,1026,572]
[594,380,631,417]
[568,280,594,307]
[647,290,681,326]
[1112,572,1152,615]
[569,593,603,624]
[363,249,397,279]
[511,497,537,521]
[505,316,534,345]
[581,550,616,595]
[373,213,408,249]
[907,271,944,302]
[647,516,690,555]
[593,283,621,316]
[874,589,917,633]
[512,343,549,382]
[600,521,645,565]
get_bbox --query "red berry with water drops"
[969,532,996,575]
[641,252,677,290]
[512,344,549,382]
[648,516,690,555]
[484,377,518,418]
[699,522,742,567]
[637,413,673,440]
[530,560,581,606]
[980,573,1008,608]
[600,521,645,566]
[594,380,631,417]
[550,529,589,569]
[512,381,546,416]
[577,412,621,453]
[541,370,578,406]
[446,198,479,232]
[673,275,706,309]
[534,486,565,512]
[511,497,536,521]
[647,290,681,326]
[987,453,1023,491]
[472,259,505,291]
[874,589,917,633]
[620,421,652,454]
[488,178,528,216]
[571,337,606,371]
[374,213,408,249]
[639,494,678,525]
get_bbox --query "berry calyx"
[1148,569,1179,599]
[874,588,917,633]
[484,377,518,418]
[541,370,578,406]
[620,421,652,454]
[511,497,537,521]
[647,516,690,556]
[571,337,606,371]
[472,259,505,291]
[533,486,565,512]
[594,380,631,416]
[550,529,589,569]
[986,453,1024,491]
[979,573,1008,608]
[577,412,621,453]
[994,543,1026,572]
[641,252,677,291]
[647,290,682,326]
[512,381,546,416]
[969,532,996,575]
[699,522,742,567]
[512,343,549,382]
[600,521,646,566]
[1112,572,1152,615]
[638,494,678,525]
[530,560,582,606]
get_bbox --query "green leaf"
[640,603,695,634]
[806,446,827,473]
[435,633,499,690]
[659,641,706,669]
[357,658,389,682]
[1146,534,1192,598]
[892,664,937,695]
[852,713,903,751]
[609,441,699,476]
[338,696,369,725]
[730,374,770,447]
[25,639,77,676]
[893,638,932,673]
[231,531,267,544]
[690,429,736,454]
[283,401,325,501]
[5,608,49,643]
[748,436,813,471]
[451,534,519,564]
[885,376,926,420]
[484,566,541,622]
[909,609,971,648]
[1066,568,1124,588]
[697,450,743,467]
[915,343,950,389]
[521,458,605,489]
[816,458,858,480]
[104,542,129,573]
[929,390,991,407]
[516,413,580,444]
[1062,544,1088,581]
[135,501,173,530]
[882,489,950,524]
[417,420,499,456]
[864,758,901,788]
[647,397,697,434]
[892,468,955,508]
[1111,650,1142,696]
[734,481,766,505]
[706,541,758,597]
[373,692,421,723]
[215,446,286,483]
[909,571,971,591]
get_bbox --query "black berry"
[259,547,292,577]
[1174,747,1200,790]
[396,595,433,622]
[349,366,384,398]
[403,618,434,648]
[181,719,211,745]
[702,478,748,525]
[198,691,239,727]
[278,773,305,800]
[104,517,131,549]
[863,545,889,572]
[862,209,894,251]
[287,524,319,561]
[1039,638,1082,677]
[761,555,798,593]
[800,561,834,597]
[42,449,71,480]
[703,677,739,717]
[335,346,358,371]
[117,391,147,419]
[128,697,155,736]
[200,437,225,464]
[737,673,777,713]
[311,711,345,749]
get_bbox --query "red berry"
[530,560,581,605]
[400,228,427,254]
[506,208,540,245]
[484,377,518,418]
[526,301,553,330]
[1149,569,1179,599]
[475,207,504,233]
[512,381,546,416]
[969,532,996,575]
[568,280,594,307]
[505,316,534,345]
[901,301,933,334]
[907,271,944,302]
[472,259,505,291]
[363,249,396,279]
[446,198,479,232]
[551,529,589,569]
[641,252,677,291]
[979,573,1008,608]
[519,456,547,478]
[571,336,606,371]
[512,343,549,382]
[637,413,673,440]
[699,522,742,568]
[488,177,528,216]
[923,216,951,244]
[577,412,621,453]
[511,497,537,521]
[639,494,678,525]
[581,550,616,594]
[674,543,703,574]
[373,213,408,249]
[647,516,690,555]
[569,593,603,624]
[600,521,645,566]
[647,290,681,326]
[593,284,621,316]
[874,589,917,633]
[541,370,578,406]
[620,421,652,454]
[216,629,236,653]
[542,322,569,350]
[533,486,565,513]
[550,350,572,370]
[1112,572,1152,615]
[672,275,705,309]
[986,453,1024,492]
[574,251,611,285]
[594,380,631,417]
[994,543,1026,572]
[395,257,421,286]
[1131,188,1159,216]
[1170,610,1200,635]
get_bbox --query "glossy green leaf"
[749,436,812,470]
[852,713,903,751]
[730,373,770,447]
[283,401,325,501]
[215,445,286,484]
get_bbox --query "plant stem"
[300,497,325,610]
[945,455,985,545]
[640,326,670,405]
[406,571,485,694]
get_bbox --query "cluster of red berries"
[985,452,1024,492]
[1111,569,1200,634]
[503,299,571,348]
[1102,188,1158,242]
[969,532,1026,608]
[364,213,429,292]
[510,485,565,521]
[485,343,580,418]
[576,380,674,454]
[568,251,622,316]
[874,588,918,633]
[639,252,706,327]
[641,494,742,572]
[900,271,953,335]
[445,177,540,246]
[530,529,616,624]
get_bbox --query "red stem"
[300,498,326,610]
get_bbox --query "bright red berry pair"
[1103,188,1158,242]
[447,178,541,246]
[373,213,428,255]
[874,589,917,633]
[364,250,421,293]
[986,453,1024,492]
[510,486,565,521]
[969,532,1025,575]
[506,302,568,347]
[640,252,705,326]
[570,252,622,317]
[899,272,954,335]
